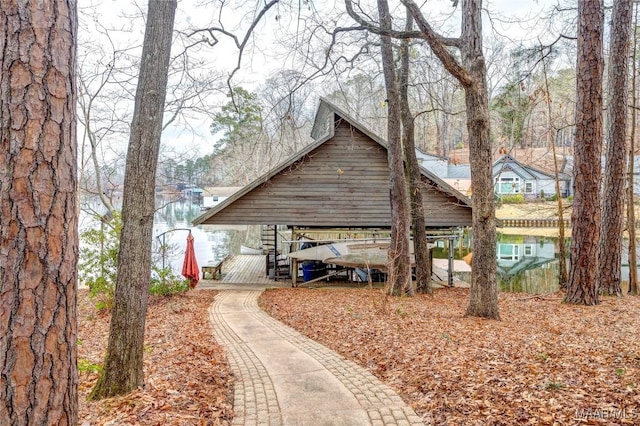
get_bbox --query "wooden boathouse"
[192,98,473,283]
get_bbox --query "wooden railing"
[500,218,571,228]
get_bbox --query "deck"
[195,254,467,290]
[197,255,288,289]
[218,255,272,284]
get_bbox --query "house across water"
[416,151,572,200]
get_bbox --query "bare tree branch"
[401,0,473,87]
[344,0,461,47]
[186,0,281,105]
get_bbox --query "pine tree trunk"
[566,0,604,305]
[599,0,633,297]
[377,0,413,296]
[90,0,177,399]
[461,0,499,319]
[0,1,78,423]
[628,4,639,296]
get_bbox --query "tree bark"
[462,85,498,317]
[399,11,431,294]
[377,0,413,296]
[628,4,639,296]
[0,0,78,424]
[400,0,498,318]
[566,0,604,305]
[459,0,498,319]
[541,53,568,288]
[599,0,633,297]
[90,0,177,399]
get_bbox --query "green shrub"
[79,212,122,310]
[149,266,190,296]
[498,193,525,204]
[544,381,565,391]
[80,212,190,309]
[77,358,102,374]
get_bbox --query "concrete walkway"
[209,290,425,426]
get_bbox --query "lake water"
[431,233,561,293]
[80,197,257,277]
[152,200,256,272]
[434,231,640,294]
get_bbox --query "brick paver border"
[210,290,425,426]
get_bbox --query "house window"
[497,244,520,261]
[524,182,533,194]
[523,244,535,257]
[495,176,521,194]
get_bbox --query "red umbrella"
[182,232,199,289]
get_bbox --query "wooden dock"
[198,255,284,288]
[196,254,469,290]
[219,255,273,284]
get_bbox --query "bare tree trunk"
[0,0,78,424]
[459,0,498,319]
[88,127,116,213]
[346,0,498,316]
[377,0,413,296]
[541,52,567,288]
[90,0,177,399]
[399,10,431,294]
[599,0,633,297]
[79,85,116,214]
[401,0,498,318]
[566,0,604,305]
[628,4,639,296]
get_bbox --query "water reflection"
[80,196,259,277]
[495,234,559,293]
[434,233,561,294]
[153,198,258,273]
[82,195,639,293]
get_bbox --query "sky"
[78,0,567,156]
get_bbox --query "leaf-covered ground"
[78,289,233,425]
[259,287,640,425]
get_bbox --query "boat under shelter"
[192,97,473,285]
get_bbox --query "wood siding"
[200,116,472,228]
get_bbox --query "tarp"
[288,240,468,272]
[287,241,392,262]
[182,232,199,288]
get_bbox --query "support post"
[448,237,454,287]
[291,227,298,287]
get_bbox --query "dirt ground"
[78,289,233,425]
[77,277,640,425]
[496,201,568,220]
[261,287,640,426]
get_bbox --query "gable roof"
[447,163,471,179]
[202,186,242,197]
[493,154,571,181]
[192,97,472,228]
